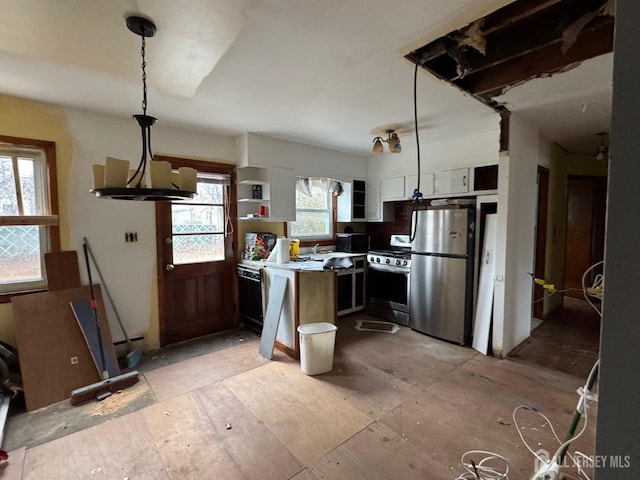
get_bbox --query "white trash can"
[297,322,338,375]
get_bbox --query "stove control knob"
[385,258,391,264]
[395,259,401,266]
[403,260,408,266]
[369,256,374,262]
[376,258,380,263]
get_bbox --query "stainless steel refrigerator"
[409,207,475,344]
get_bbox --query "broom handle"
[83,237,135,352]
[83,242,108,380]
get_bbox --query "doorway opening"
[511,173,605,378]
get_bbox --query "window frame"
[287,182,337,245]
[0,135,60,301]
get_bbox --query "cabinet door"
[269,167,296,221]
[406,172,435,197]
[434,167,469,195]
[366,179,382,222]
[381,176,406,201]
[336,182,353,222]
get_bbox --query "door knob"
[165,264,175,271]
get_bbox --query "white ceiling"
[0,0,612,156]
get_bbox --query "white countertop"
[240,252,365,272]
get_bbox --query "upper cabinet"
[405,173,435,198]
[381,176,406,201]
[337,179,366,222]
[237,166,295,221]
[433,167,469,196]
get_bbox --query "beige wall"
[0,94,237,351]
[0,95,75,346]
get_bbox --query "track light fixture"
[372,130,402,154]
[90,16,196,201]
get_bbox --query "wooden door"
[533,167,549,318]
[156,157,238,346]
[563,175,607,298]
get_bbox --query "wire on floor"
[453,450,509,479]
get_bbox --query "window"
[171,173,231,264]
[288,179,334,240]
[0,136,59,296]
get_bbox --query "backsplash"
[366,201,414,250]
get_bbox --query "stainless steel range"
[366,235,411,326]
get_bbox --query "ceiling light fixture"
[90,16,196,201]
[595,132,608,161]
[372,130,402,154]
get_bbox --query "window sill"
[0,288,48,304]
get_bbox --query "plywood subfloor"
[6,313,598,479]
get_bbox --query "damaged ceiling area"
[406,0,615,154]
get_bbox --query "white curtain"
[296,176,343,196]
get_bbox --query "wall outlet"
[70,356,78,365]
[125,232,138,242]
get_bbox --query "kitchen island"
[240,252,365,358]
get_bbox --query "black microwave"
[336,233,370,253]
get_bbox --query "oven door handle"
[368,263,410,274]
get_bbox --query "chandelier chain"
[141,35,148,115]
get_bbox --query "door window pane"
[171,205,224,234]
[173,234,224,264]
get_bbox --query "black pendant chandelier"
[91,16,196,201]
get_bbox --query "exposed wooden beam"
[481,0,575,35]
[459,18,614,96]
[451,7,612,81]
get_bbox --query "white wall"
[492,114,540,356]
[367,128,501,179]
[64,107,236,344]
[238,133,368,182]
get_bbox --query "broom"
[83,237,143,368]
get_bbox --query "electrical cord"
[455,264,602,479]
[409,59,422,243]
[514,404,592,480]
[453,450,510,479]
[581,260,604,316]
[455,452,509,479]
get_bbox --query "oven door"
[366,263,410,325]
[236,266,264,334]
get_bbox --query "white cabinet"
[434,167,469,195]
[337,179,366,222]
[366,179,395,222]
[237,166,295,221]
[381,176,406,201]
[366,179,381,222]
[269,167,296,221]
[405,172,435,198]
